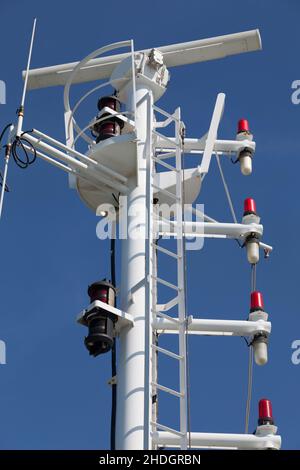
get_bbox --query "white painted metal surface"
[150,106,189,449]
[16,18,37,137]
[199,93,225,175]
[154,135,256,158]
[158,220,264,240]
[115,82,154,450]
[153,317,271,337]
[77,299,134,334]
[11,29,283,451]
[152,431,281,450]
[23,30,261,89]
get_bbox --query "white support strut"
[153,317,271,337]
[158,220,264,240]
[199,92,225,175]
[152,431,281,450]
[154,136,256,155]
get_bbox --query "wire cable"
[251,263,257,292]
[216,152,237,224]
[11,132,37,169]
[0,125,14,218]
[244,263,257,433]
[245,345,254,434]
[0,123,13,148]
[0,170,9,193]
[215,152,244,249]
[0,123,13,192]
[0,126,38,216]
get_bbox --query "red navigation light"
[97,95,121,112]
[250,291,264,312]
[85,280,116,357]
[258,398,274,425]
[237,118,250,133]
[243,197,257,215]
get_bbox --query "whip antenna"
[16,18,37,137]
[0,19,37,220]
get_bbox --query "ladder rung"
[153,130,179,147]
[152,184,179,201]
[153,104,179,121]
[156,296,179,312]
[155,215,175,225]
[151,382,183,398]
[151,421,184,437]
[152,344,183,360]
[153,310,180,324]
[154,116,174,129]
[155,151,176,160]
[152,243,180,259]
[152,276,181,291]
[152,156,178,172]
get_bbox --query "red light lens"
[244,198,257,214]
[99,122,116,134]
[250,291,264,311]
[98,96,120,112]
[258,399,273,424]
[238,118,250,133]
[89,286,108,303]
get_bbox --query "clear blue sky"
[0,0,299,450]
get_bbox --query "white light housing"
[240,152,252,176]
[253,338,268,366]
[246,238,260,264]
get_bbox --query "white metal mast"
[6,29,282,451]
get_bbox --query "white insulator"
[246,239,260,264]
[240,154,252,176]
[253,338,268,366]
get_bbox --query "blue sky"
[0,0,299,450]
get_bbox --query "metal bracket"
[108,375,117,386]
[77,299,134,334]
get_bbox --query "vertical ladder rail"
[150,106,188,450]
[174,107,188,450]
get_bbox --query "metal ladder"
[149,106,188,449]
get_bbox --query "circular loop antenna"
[63,40,133,147]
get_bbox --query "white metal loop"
[73,111,133,146]
[63,40,133,147]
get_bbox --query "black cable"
[242,336,251,347]
[0,126,37,194]
[0,123,13,147]
[0,124,13,192]
[112,194,118,205]
[110,231,117,451]
[0,170,9,192]
[235,238,243,248]
[11,132,36,169]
